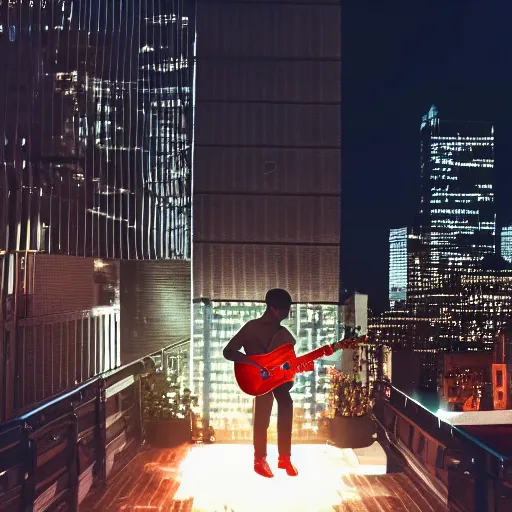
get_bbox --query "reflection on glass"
[0,0,194,260]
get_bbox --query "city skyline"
[342,1,512,313]
[357,103,508,315]
[385,104,502,315]
[377,105,510,354]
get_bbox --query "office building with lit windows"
[415,105,495,340]
[389,228,408,309]
[192,301,341,441]
[371,106,503,385]
[419,105,495,270]
[501,225,512,264]
[191,0,342,438]
[455,260,512,346]
[0,1,194,420]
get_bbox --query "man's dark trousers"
[253,381,293,458]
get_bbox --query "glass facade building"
[389,227,408,309]
[419,105,495,269]
[0,0,193,261]
[414,105,496,342]
[501,225,512,264]
[0,1,195,420]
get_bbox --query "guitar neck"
[293,345,334,372]
[293,336,366,373]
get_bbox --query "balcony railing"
[374,381,512,512]
[0,341,188,511]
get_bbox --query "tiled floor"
[80,443,448,512]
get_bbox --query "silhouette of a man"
[223,288,299,478]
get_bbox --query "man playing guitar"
[223,288,307,478]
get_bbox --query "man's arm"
[223,324,266,370]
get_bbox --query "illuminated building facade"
[193,301,341,440]
[0,1,195,420]
[492,325,512,410]
[437,352,492,412]
[389,228,408,309]
[191,0,342,437]
[371,107,501,387]
[501,225,512,264]
[453,259,512,347]
[419,104,495,270]
[193,0,341,303]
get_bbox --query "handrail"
[375,380,512,463]
[0,339,190,431]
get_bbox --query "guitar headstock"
[331,335,367,352]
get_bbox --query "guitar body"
[234,344,297,396]
[233,335,366,396]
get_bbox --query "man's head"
[265,288,292,321]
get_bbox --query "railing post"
[69,412,79,512]
[474,450,486,511]
[162,348,168,376]
[95,378,107,486]
[134,373,144,447]
[21,423,35,512]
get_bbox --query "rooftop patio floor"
[80,442,448,512]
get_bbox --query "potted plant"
[326,365,376,449]
[141,370,196,447]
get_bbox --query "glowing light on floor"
[173,443,387,512]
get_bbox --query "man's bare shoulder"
[241,318,259,330]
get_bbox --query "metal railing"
[0,341,189,511]
[373,380,512,512]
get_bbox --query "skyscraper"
[192,0,342,438]
[0,1,195,420]
[389,228,408,309]
[501,225,512,263]
[419,105,495,269]
[372,106,500,368]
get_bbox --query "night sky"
[341,0,512,313]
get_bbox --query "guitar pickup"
[260,368,271,380]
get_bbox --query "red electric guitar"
[234,335,366,396]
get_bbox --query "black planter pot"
[328,415,376,449]
[144,418,191,448]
